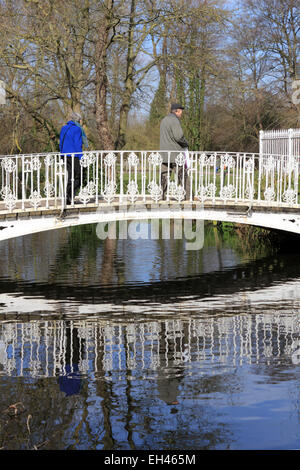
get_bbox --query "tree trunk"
[115,0,136,150]
[95,0,114,150]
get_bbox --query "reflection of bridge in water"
[1,313,300,378]
[1,150,300,240]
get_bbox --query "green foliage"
[214,221,278,260]
[124,122,160,150]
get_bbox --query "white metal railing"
[0,150,300,212]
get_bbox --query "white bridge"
[0,149,300,241]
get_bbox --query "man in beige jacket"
[159,103,191,200]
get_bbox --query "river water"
[0,221,300,450]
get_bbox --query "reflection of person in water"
[157,374,181,409]
[156,324,186,410]
[58,324,84,397]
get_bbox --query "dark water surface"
[1,222,300,450]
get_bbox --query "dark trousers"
[161,163,192,200]
[66,157,81,204]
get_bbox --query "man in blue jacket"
[59,111,88,205]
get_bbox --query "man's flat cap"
[171,103,185,111]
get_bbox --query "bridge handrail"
[0,150,298,158]
[0,150,299,211]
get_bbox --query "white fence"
[259,128,300,159]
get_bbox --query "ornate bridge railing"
[0,150,299,212]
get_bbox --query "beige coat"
[159,113,188,163]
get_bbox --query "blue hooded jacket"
[59,120,83,158]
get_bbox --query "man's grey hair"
[69,110,82,122]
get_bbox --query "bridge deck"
[0,196,299,221]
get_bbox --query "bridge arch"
[0,201,300,242]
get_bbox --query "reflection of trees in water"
[1,232,300,311]
[3,226,300,307]
[49,225,102,285]
[0,223,300,448]
[100,236,116,286]
[0,222,275,288]
[212,223,277,261]
[0,229,69,283]
[0,224,299,307]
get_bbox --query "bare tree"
[1,0,95,150]
[246,0,299,99]
[115,0,162,149]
